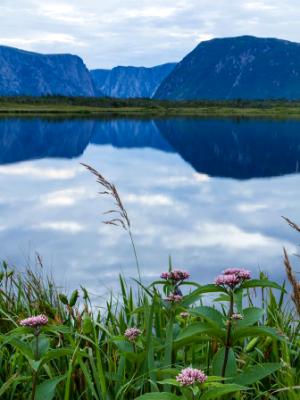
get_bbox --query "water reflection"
[1,117,300,179]
[0,117,299,294]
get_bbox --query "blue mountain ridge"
[0,45,95,96]
[90,63,176,98]
[154,35,300,100]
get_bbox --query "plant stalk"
[221,290,234,379]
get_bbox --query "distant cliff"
[154,36,300,100]
[90,63,176,98]
[0,46,95,96]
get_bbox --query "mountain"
[0,45,95,96]
[90,63,176,98]
[154,36,300,100]
[1,117,300,180]
[91,119,173,151]
[0,118,94,163]
[156,118,300,179]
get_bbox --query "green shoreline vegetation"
[2,96,300,118]
[0,165,300,399]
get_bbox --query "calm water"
[0,117,300,294]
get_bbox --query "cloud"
[0,0,299,68]
[32,221,85,233]
[0,164,79,180]
[0,33,86,48]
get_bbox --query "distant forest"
[1,95,300,109]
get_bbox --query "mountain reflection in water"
[0,117,299,293]
[1,117,300,179]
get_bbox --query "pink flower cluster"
[124,327,142,342]
[180,311,189,318]
[166,293,183,303]
[176,367,207,386]
[215,268,251,288]
[161,269,190,282]
[20,314,48,327]
[231,313,244,320]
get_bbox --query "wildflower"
[215,268,251,288]
[166,293,183,303]
[160,269,190,282]
[231,313,244,320]
[160,272,170,279]
[20,315,48,328]
[176,367,207,386]
[180,311,189,318]
[124,327,142,342]
[223,268,251,280]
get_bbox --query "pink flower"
[176,367,207,386]
[223,268,251,280]
[232,313,244,320]
[166,293,183,303]
[215,268,251,288]
[20,314,48,327]
[180,312,189,318]
[160,269,190,282]
[124,327,142,342]
[160,272,170,280]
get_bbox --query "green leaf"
[135,393,180,400]
[0,374,25,397]
[230,363,282,385]
[181,284,227,307]
[212,347,237,377]
[69,289,79,307]
[157,379,180,387]
[233,326,286,343]
[190,306,225,328]
[235,307,265,328]
[31,335,50,359]
[175,322,226,345]
[113,339,134,353]
[239,279,284,291]
[42,348,74,363]
[7,337,34,359]
[36,375,66,400]
[201,384,248,400]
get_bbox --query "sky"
[0,0,300,69]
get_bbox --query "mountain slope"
[0,46,95,96]
[91,63,176,98]
[154,36,300,100]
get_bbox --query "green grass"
[0,260,299,400]
[1,96,300,117]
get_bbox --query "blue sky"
[0,0,299,68]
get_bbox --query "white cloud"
[41,187,87,206]
[125,193,174,206]
[33,221,85,233]
[163,222,296,251]
[0,33,86,48]
[0,0,299,68]
[0,164,79,180]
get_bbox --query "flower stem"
[221,290,234,379]
[32,327,40,400]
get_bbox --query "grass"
[2,96,300,118]
[0,165,299,400]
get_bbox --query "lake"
[0,117,300,295]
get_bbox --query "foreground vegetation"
[0,261,299,400]
[2,96,300,117]
[0,165,300,399]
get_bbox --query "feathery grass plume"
[282,216,300,234]
[81,163,141,282]
[283,247,300,315]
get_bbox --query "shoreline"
[2,105,300,118]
